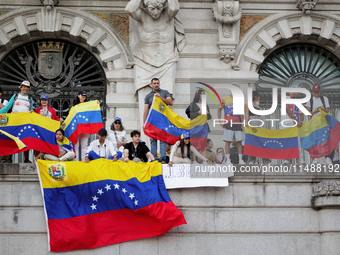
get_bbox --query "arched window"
[0,40,107,120]
[257,44,340,115]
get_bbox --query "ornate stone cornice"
[0,7,133,68]
[235,12,340,71]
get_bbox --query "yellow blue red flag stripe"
[0,112,59,155]
[299,111,340,159]
[62,101,103,145]
[144,96,208,150]
[36,159,186,252]
[244,126,299,159]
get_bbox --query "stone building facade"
[0,0,340,254]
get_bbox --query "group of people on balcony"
[0,79,339,165]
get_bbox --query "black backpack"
[310,96,326,111]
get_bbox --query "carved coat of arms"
[38,42,64,79]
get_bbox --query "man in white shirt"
[305,85,330,117]
[0,81,34,114]
[85,128,122,163]
[280,92,305,165]
[0,81,34,163]
[305,84,331,164]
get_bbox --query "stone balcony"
[1,163,340,255]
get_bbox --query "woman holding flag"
[35,129,75,161]
[185,89,211,160]
[168,134,212,166]
[185,89,212,122]
[73,90,90,161]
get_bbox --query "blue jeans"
[88,151,122,161]
[150,138,166,161]
[334,160,340,164]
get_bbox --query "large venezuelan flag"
[244,126,299,159]
[62,101,103,145]
[0,112,60,155]
[144,96,208,150]
[299,111,340,159]
[37,159,186,252]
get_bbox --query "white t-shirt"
[107,130,129,152]
[280,96,302,128]
[305,96,330,117]
[12,94,31,113]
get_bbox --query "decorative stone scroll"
[313,181,340,197]
[296,0,318,15]
[212,0,242,64]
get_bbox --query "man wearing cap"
[35,94,63,122]
[306,85,330,117]
[143,78,173,163]
[0,80,34,114]
[85,128,122,163]
[0,81,34,163]
[306,84,331,164]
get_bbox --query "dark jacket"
[185,103,212,120]
[185,103,211,133]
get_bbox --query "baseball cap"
[40,94,48,100]
[181,133,190,139]
[19,80,30,88]
[312,85,321,92]
[98,128,107,136]
[78,90,87,96]
[114,117,121,122]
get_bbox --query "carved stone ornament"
[212,1,241,64]
[296,0,318,15]
[212,1,242,24]
[40,0,59,10]
[313,181,340,197]
[219,48,235,62]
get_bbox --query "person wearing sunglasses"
[108,117,128,155]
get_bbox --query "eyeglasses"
[217,150,223,154]
[114,121,121,124]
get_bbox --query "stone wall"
[1,163,340,254]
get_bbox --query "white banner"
[162,164,233,189]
